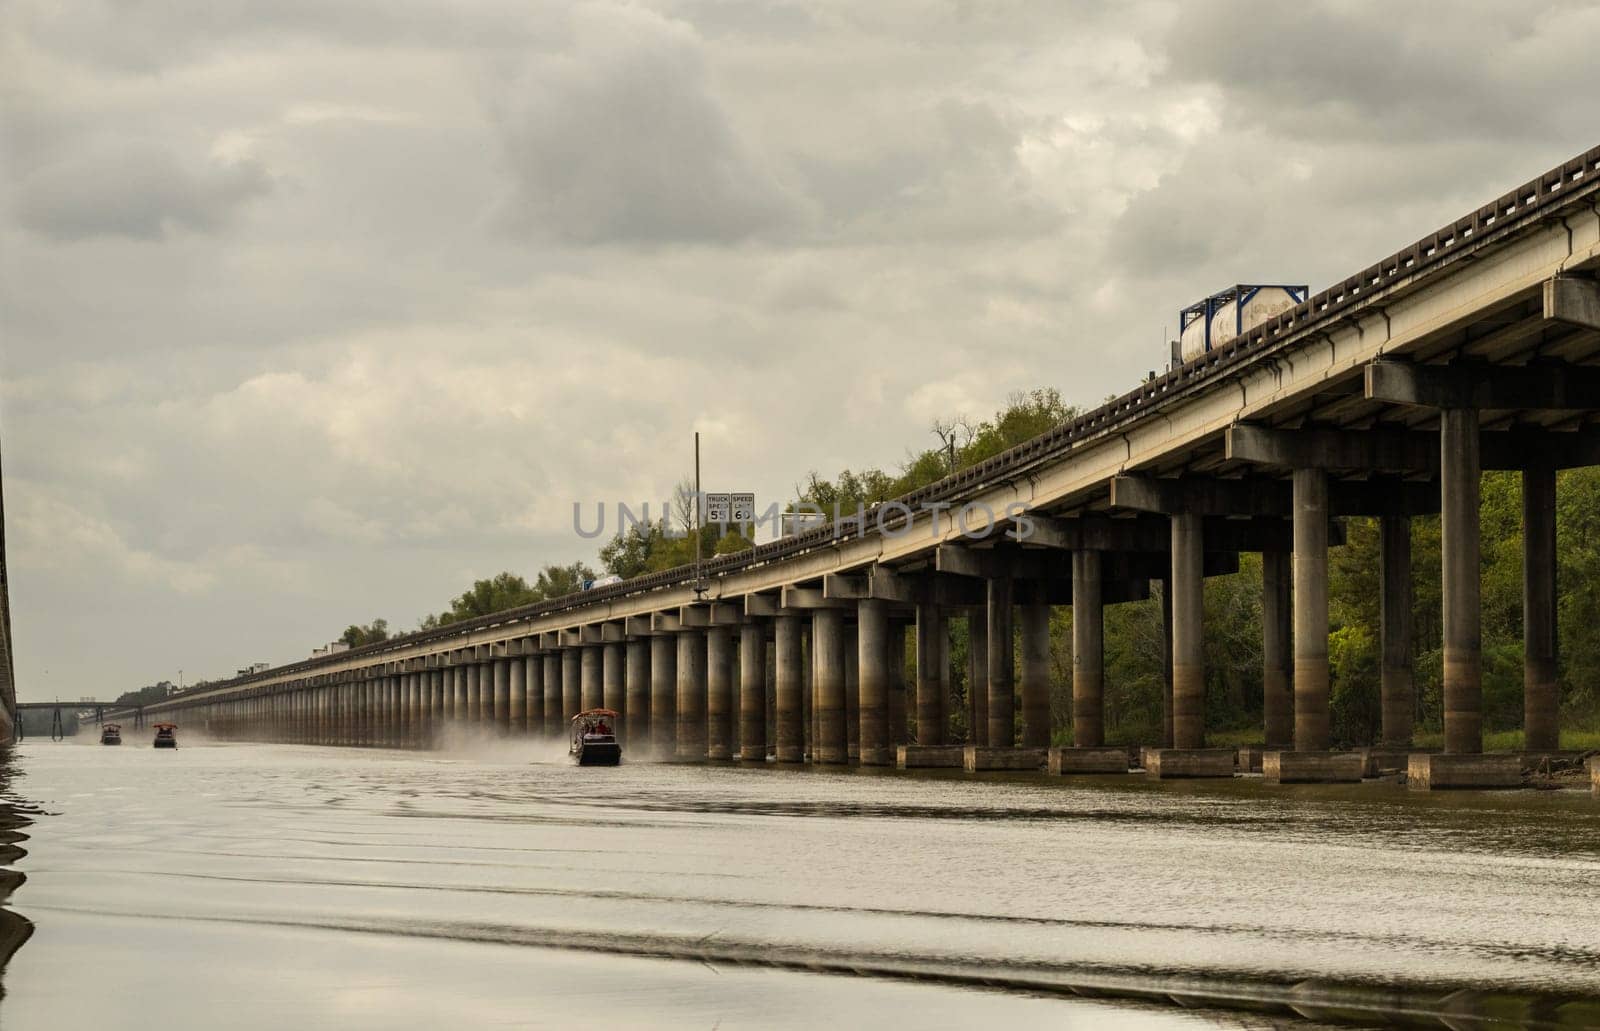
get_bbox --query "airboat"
[569,709,621,766]
[100,723,122,745]
[152,722,179,749]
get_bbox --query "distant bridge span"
[116,145,1600,790]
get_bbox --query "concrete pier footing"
[1236,746,1264,772]
[1263,751,1364,784]
[1146,748,1236,779]
[1591,760,1599,799]
[963,746,1046,772]
[1047,747,1129,774]
[1407,753,1522,790]
[896,744,964,768]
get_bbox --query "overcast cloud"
[4,1,1599,699]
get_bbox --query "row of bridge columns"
[155,369,1581,781]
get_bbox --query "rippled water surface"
[3,739,1599,1029]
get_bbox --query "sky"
[4,1,1600,700]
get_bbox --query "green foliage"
[340,619,389,648]
[115,681,177,707]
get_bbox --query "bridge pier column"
[844,621,859,761]
[461,664,478,730]
[889,621,908,749]
[1380,513,1414,747]
[531,656,550,736]
[1441,406,1483,754]
[650,633,677,757]
[967,607,988,745]
[1293,467,1331,752]
[676,629,708,761]
[1262,548,1293,749]
[813,609,847,763]
[858,599,891,765]
[625,638,649,748]
[775,613,804,761]
[740,623,768,762]
[987,577,1015,748]
[562,648,581,724]
[501,659,519,738]
[493,657,511,733]
[1523,461,1559,752]
[581,645,602,713]
[915,602,946,746]
[1070,550,1103,748]
[603,641,625,733]
[542,652,561,736]
[707,627,734,760]
[1171,512,1205,749]
[479,660,495,727]
[1020,602,1052,749]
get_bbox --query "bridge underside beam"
[1228,423,1600,474]
[1110,475,1440,518]
[1365,358,1600,410]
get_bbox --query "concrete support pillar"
[888,622,908,747]
[1441,407,1483,754]
[603,641,625,730]
[508,657,525,735]
[740,623,767,762]
[1523,462,1559,752]
[465,664,482,727]
[707,626,734,760]
[625,638,650,748]
[967,608,988,745]
[858,599,891,765]
[493,659,511,732]
[1021,603,1054,748]
[915,602,946,746]
[562,649,581,723]
[802,624,814,759]
[1379,514,1414,747]
[676,630,707,761]
[544,653,563,734]
[844,622,860,761]
[1070,549,1105,748]
[523,656,541,737]
[775,614,804,762]
[651,634,677,757]
[441,666,454,723]
[1171,512,1206,749]
[1262,548,1293,749]
[987,577,1015,748]
[813,609,847,763]
[581,646,603,713]
[1293,467,1331,752]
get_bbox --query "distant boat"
[152,723,178,749]
[100,724,122,746]
[569,709,621,766]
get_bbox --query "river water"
[2,737,1598,1029]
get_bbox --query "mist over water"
[2,739,1599,1029]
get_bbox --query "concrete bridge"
[12,701,145,741]
[118,144,1600,792]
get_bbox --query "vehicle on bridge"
[152,723,178,749]
[100,723,122,746]
[569,709,621,766]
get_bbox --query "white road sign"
[705,492,755,523]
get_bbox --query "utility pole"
[693,431,705,598]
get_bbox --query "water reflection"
[0,745,36,993]
[3,739,1599,1029]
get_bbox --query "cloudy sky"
[4,1,1599,700]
